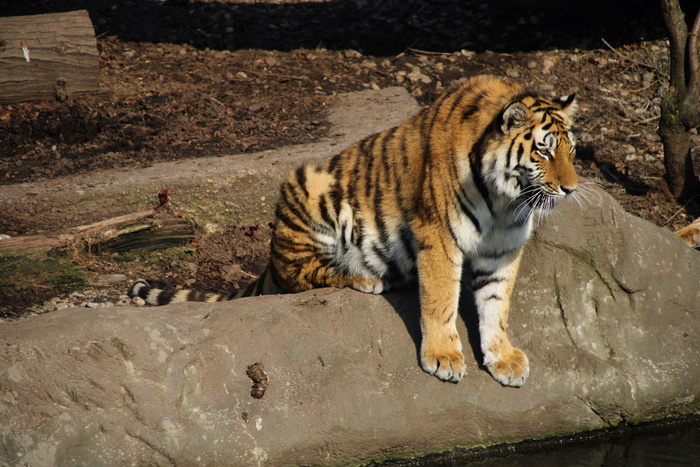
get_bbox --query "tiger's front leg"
[471,249,529,387]
[415,228,467,383]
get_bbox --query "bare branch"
[661,0,688,92]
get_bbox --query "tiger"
[675,218,700,249]
[129,74,579,387]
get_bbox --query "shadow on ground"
[5,0,668,56]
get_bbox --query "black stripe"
[186,291,210,303]
[363,258,386,278]
[373,187,390,245]
[275,207,308,234]
[282,184,336,237]
[295,166,309,198]
[469,156,494,215]
[399,223,417,263]
[437,232,461,266]
[399,127,409,171]
[330,181,343,218]
[419,105,439,165]
[479,246,520,259]
[272,235,315,254]
[471,268,495,279]
[449,88,483,123]
[363,135,379,200]
[371,244,391,269]
[461,105,479,121]
[271,248,315,265]
[348,151,360,209]
[417,237,434,251]
[444,87,470,120]
[472,276,504,291]
[535,105,558,113]
[282,183,313,220]
[352,217,364,246]
[318,196,335,227]
[447,213,463,247]
[380,127,398,183]
[458,196,482,233]
[280,190,313,230]
[424,173,441,222]
[156,290,175,305]
[506,138,519,170]
[515,140,525,162]
[318,254,335,269]
[455,183,475,210]
[327,153,341,174]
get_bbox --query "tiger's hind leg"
[270,223,385,295]
[271,247,385,294]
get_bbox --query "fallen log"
[84,214,196,254]
[0,10,106,103]
[0,211,195,253]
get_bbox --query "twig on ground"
[601,38,659,72]
[662,194,700,226]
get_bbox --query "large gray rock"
[1,188,698,466]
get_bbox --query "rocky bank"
[1,185,699,466]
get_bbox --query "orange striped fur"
[129,75,580,386]
[675,218,700,248]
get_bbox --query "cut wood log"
[0,10,106,103]
[84,214,196,254]
[0,211,195,253]
[0,234,68,251]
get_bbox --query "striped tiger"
[675,218,700,248]
[129,74,579,387]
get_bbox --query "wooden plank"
[0,10,105,103]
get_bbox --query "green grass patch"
[0,252,89,297]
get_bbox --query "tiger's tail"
[127,265,285,306]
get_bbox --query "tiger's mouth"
[520,185,559,212]
[530,194,557,211]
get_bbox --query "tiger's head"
[487,93,579,211]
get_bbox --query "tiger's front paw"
[485,347,529,387]
[421,345,467,383]
[352,277,385,294]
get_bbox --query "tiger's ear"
[556,93,578,119]
[500,101,529,134]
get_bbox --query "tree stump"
[0,10,105,103]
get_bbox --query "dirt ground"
[1,0,699,317]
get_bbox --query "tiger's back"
[267,75,532,294]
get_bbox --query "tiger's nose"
[561,185,577,196]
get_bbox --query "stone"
[407,70,432,84]
[1,188,698,465]
[130,296,145,306]
[95,273,128,285]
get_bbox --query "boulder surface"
[1,187,699,466]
